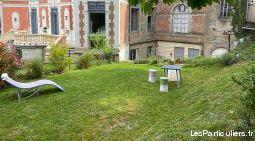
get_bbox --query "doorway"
[89,13,105,33]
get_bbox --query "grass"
[0,62,249,141]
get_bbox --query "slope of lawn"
[0,62,248,141]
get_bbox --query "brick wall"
[128,1,234,59]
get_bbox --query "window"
[219,0,230,18]
[174,47,184,64]
[130,49,138,60]
[147,8,154,32]
[147,46,156,57]
[12,12,20,30]
[131,8,139,31]
[64,8,70,30]
[42,9,47,28]
[147,15,153,32]
[172,4,190,33]
[188,48,199,59]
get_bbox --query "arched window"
[64,8,70,30]
[42,9,47,28]
[219,0,230,18]
[12,12,20,30]
[172,4,191,33]
[249,0,255,4]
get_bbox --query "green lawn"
[0,62,248,140]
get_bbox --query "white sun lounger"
[1,73,64,100]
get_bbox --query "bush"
[232,65,255,141]
[43,64,54,75]
[147,56,164,65]
[217,53,239,66]
[76,53,94,69]
[148,56,158,65]
[233,42,255,61]
[90,32,114,63]
[26,59,43,79]
[0,43,21,87]
[90,49,104,61]
[184,53,239,68]
[49,43,69,74]
[184,57,218,67]
[134,59,148,64]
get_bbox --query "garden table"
[161,65,182,88]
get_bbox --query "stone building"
[0,0,239,62]
[243,0,255,34]
[128,0,236,62]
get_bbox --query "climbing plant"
[231,0,247,39]
[129,0,236,13]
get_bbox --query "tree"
[129,0,235,13]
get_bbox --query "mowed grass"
[0,62,248,141]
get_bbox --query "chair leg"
[17,89,21,101]
[35,87,40,96]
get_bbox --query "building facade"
[128,0,236,62]
[243,0,255,34]
[0,0,129,60]
[0,0,242,62]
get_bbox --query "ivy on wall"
[230,0,247,39]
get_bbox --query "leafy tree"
[129,0,235,13]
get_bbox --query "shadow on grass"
[0,88,62,102]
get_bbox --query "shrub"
[90,32,114,63]
[134,59,148,64]
[217,53,239,66]
[90,49,104,61]
[184,57,218,67]
[49,43,69,74]
[148,56,158,65]
[184,53,239,68]
[26,59,43,79]
[76,53,94,69]
[232,65,255,141]
[147,56,164,65]
[43,64,54,75]
[91,60,104,66]
[0,43,21,87]
[233,42,255,61]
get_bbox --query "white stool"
[148,69,157,83]
[160,77,168,93]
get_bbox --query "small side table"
[161,65,182,88]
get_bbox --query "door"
[174,47,184,63]
[51,8,59,35]
[188,48,199,59]
[130,49,137,60]
[31,8,38,34]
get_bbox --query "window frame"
[172,4,191,34]
[219,0,230,18]
[130,7,139,32]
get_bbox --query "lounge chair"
[1,73,64,100]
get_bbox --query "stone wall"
[129,41,157,59]
[204,3,235,56]
[128,1,235,60]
